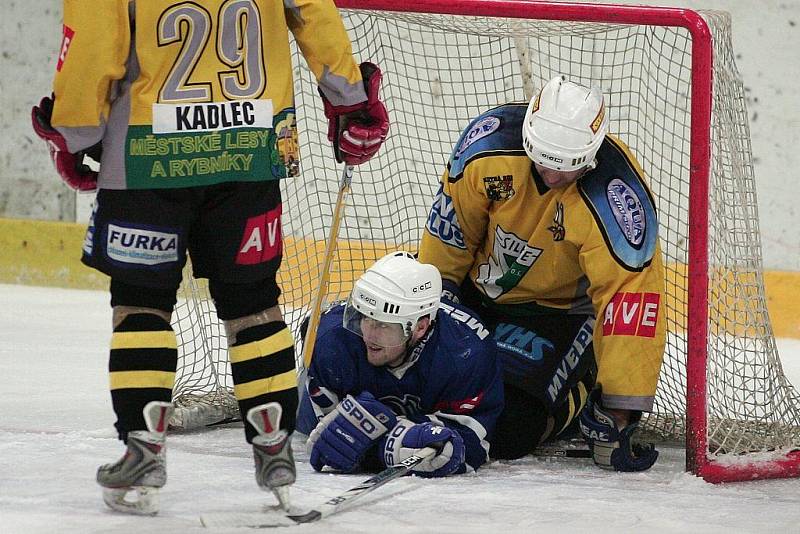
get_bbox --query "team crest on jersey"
[606,178,646,247]
[380,394,423,417]
[483,175,515,201]
[274,110,299,178]
[426,184,466,249]
[476,226,543,299]
[548,201,565,241]
[455,116,500,157]
[105,223,179,266]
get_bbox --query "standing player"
[31,0,389,515]
[419,76,665,471]
[297,252,503,477]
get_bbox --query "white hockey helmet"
[522,76,609,172]
[343,251,442,346]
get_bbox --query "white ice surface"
[1,284,799,533]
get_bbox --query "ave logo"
[237,206,282,265]
[602,292,660,338]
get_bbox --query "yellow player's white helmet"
[522,76,609,172]
[343,251,441,346]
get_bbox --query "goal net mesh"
[171,7,800,460]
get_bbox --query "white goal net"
[170,1,800,482]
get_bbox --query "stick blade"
[199,510,299,529]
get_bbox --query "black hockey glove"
[579,387,658,472]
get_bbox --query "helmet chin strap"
[391,317,434,368]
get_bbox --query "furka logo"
[106,224,179,266]
[237,206,282,265]
[602,292,660,337]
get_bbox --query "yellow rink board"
[1,217,797,338]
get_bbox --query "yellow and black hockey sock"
[109,314,177,442]
[229,321,297,443]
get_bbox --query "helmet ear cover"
[343,252,442,346]
[522,76,609,172]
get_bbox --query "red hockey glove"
[31,95,101,192]
[321,62,389,165]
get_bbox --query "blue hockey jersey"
[297,301,503,472]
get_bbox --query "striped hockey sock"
[229,321,298,442]
[109,314,177,442]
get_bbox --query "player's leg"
[192,180,297,509]
[212,278,297,510]
[82,188,193,514]
[488,313,596,459]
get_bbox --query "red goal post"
[170,0,800,483]
[337,0,722,480]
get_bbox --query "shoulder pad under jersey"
[448,103,527,180]
[578,136,659,271]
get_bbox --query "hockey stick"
[200,447,436,528]
[301,163,354,369]
[531,445,592,459]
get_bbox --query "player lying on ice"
[296,252,504,477]
[418,76,666,471]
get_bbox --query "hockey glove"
[321,62,389,165]
[579,387,658,472]
[31,95,102,192]
[307,391,397,473]
[381,420,465,478]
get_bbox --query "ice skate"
[246,403,296,511]
[97,401,173,515]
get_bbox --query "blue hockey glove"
[381,420,465,478]
[579,387,658,472]
[307,391,397,473]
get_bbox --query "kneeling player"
[297,252,503,477]
[418,76,665,471]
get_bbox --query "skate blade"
[102,486,160,516]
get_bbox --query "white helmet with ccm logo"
[522,76,609,172]
[343,251,442,341]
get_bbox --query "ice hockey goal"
[170,0,800,482]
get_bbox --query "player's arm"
[426,343,504,473]
[419,163,490,298]
[52,1,129,144]
[579,238,666,414]
[575,141,666,470]
[32,1,130,190]
[381,331,503,476]
[296,320,355,435]
[285,0,388,164]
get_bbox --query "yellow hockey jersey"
[419,103,665,411]
[50,0,366,189]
